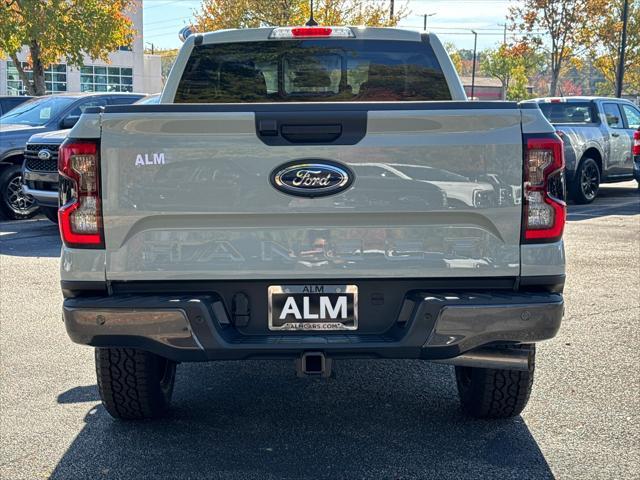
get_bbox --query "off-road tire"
[569,157,600,204]
[0,165,38,220]
[41,206,59,224]
[455,344,535,419]
[95,348,176,420]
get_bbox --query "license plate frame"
[268,284,358,331]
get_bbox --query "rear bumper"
[63,291,564,362]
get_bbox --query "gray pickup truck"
[525,97,640,203]
[60,27,566,421]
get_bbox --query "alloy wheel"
[580,163,599,201]
[5,174,36,215]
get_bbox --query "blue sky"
[143,0,516,52]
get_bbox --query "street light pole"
[616,0,629,98]
[471,30,478,100]
[423,13,436,31]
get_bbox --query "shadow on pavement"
[567,184,639,221]
[57,385,101,404]
[51,360,552,480]
[0,218,61,257]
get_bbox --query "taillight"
[58,139,104,248]
[270,26,354,38]
[633,130,640,156]
[522,134,566,243]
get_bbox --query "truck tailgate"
[99,103,523,280]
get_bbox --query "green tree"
[481,45,519,100]
[194,0,407,31]
[481,44,542,100]
[0,0,136,96]
[509,0,606,96]
[507,64,531,101]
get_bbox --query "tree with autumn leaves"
[0,0,136,96]
[587,0,639,96]
[193,0,407,31]
[509,0,639,96]
[0,0,635,99]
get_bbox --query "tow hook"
[296,352,332,378]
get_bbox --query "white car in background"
[357,162,496,208]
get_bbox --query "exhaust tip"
[433,347,532,371]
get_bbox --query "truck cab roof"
[192,26,426,46]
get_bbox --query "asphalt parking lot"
[1,182,638,480]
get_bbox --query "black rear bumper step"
[63,290,563,363]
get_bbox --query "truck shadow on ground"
[567,184,639,221]
[51,360,553,480]
[0,217,61,257]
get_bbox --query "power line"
[145,16,192,27]
[369,0,512,3]
[143,1,184,10]
[424,26,547,33]
[397,26,548,36]
[144,27,187,38]
[145,24,191,34]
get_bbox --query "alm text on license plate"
[268,285,358,331]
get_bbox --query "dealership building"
[0,0,162,96]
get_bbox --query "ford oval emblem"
[270,160,354,198]
[38,149,52,160]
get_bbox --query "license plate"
[268,285,358,331]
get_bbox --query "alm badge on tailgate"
[270,159,354,198]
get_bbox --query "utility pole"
[423,13,436,31]
[390,0,394,21]
[616,0,629,98]
[471,30,478,100]
[498,23,507,45]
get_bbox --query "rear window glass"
[538,102,596,124]
[175,40,451,103]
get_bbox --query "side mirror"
[60,116,79,129]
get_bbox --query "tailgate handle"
[280,124,342,143]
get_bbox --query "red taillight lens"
[633,130,640,156]
[270,26,354,38]
[291,27,333,37]
[58,139,103,248]
[523,135,566,243]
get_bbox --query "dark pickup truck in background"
[524,97,640,203]
[0,93,144,219]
